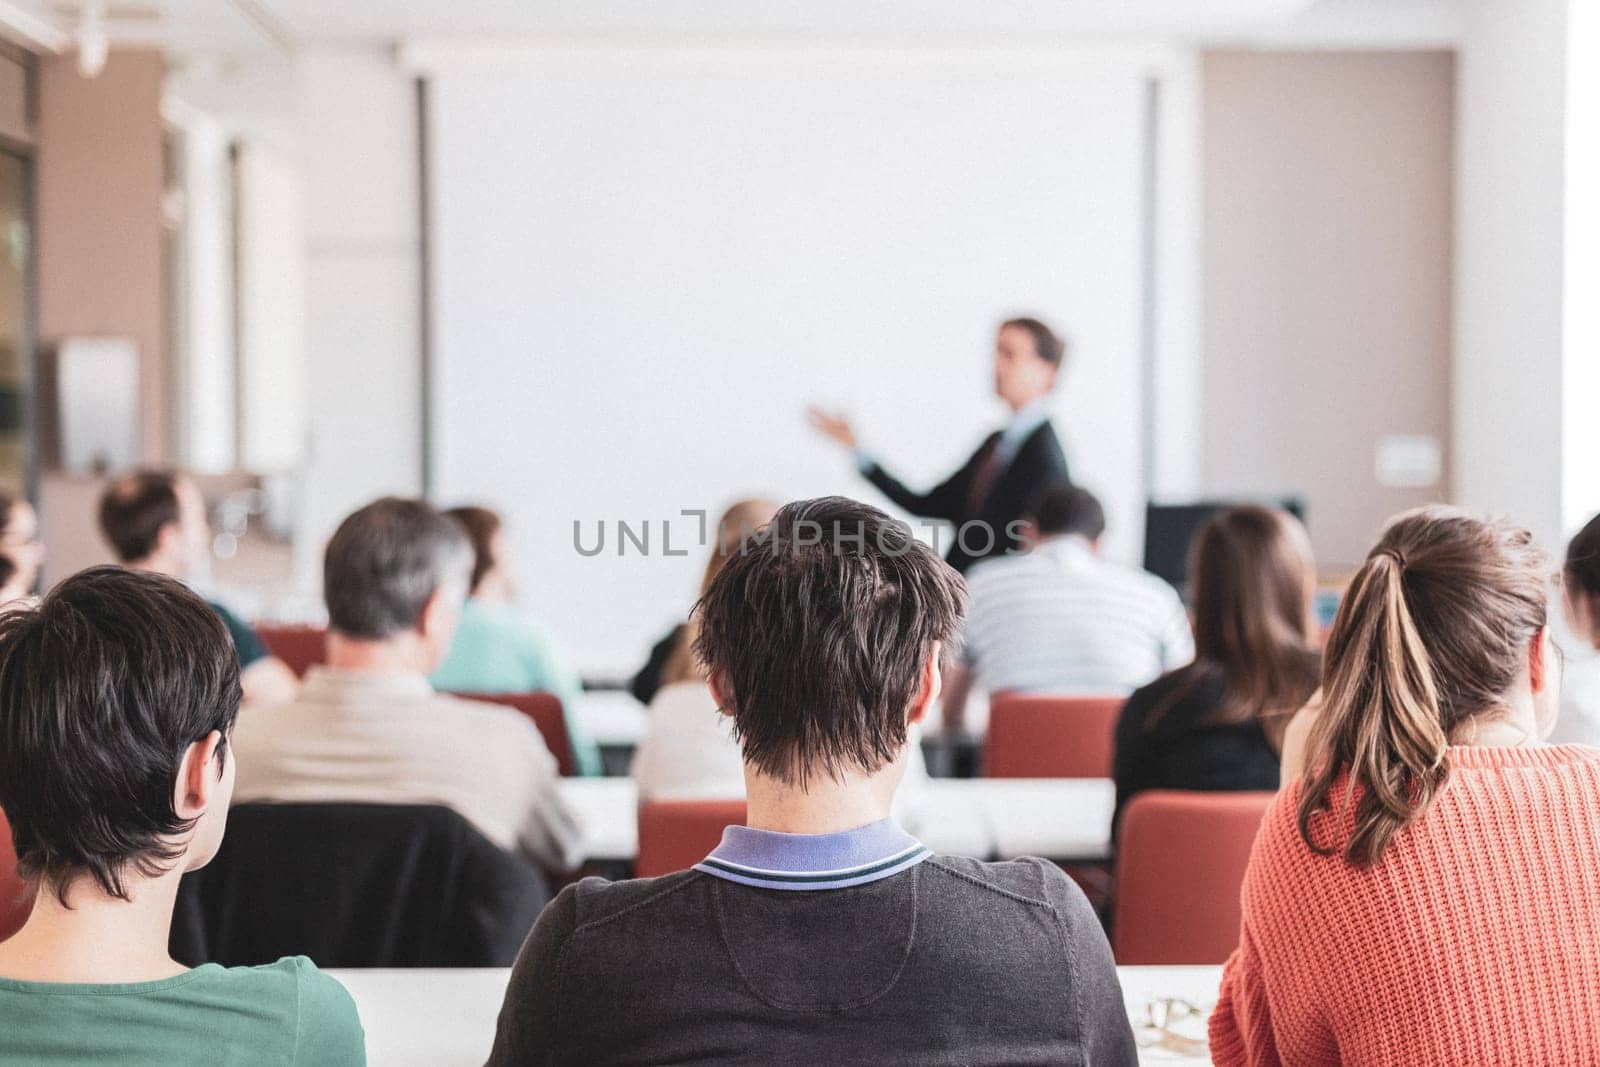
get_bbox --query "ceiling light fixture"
[76,0,108,78]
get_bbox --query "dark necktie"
[964,436,1004,519]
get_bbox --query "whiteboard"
[426,54,1149,672]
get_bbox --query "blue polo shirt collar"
[695,818,931,891]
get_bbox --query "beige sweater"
[231,668,583,870]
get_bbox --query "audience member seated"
[631,678,747,800]
[489,497,1136,1065]
[1210,507,1600,1064]
[943,485,1192,728]
[97,470,299,706]
[1112,505,1319,831]
[628,498,778,705]
[230,497,582,872]
[0,491,43,610]
[1553,511,1600,746]
[0,567,364,1064]
[430,505,600,775]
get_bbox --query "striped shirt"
[962,537,1193,696]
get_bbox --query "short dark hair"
[446,505,503,595]
[694,496,967,785]
[99,470,184,563]
[0,567,242,901]
[324,497,474,639]
[1567,512,1600,599]
[1001,316,1066,368]
[1030,484,1105,541]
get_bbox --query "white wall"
[1565,0,1600,536]
[164,105,237,474]
[235,142,309,473]
[294,48,424,590]
[1454,0,1569,551]
[1150,52,1204,501]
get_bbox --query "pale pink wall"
[35,49,167,463]
[34,50,167,584]
[1201,50,1455,568]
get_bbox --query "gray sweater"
[488,855,1138,1065]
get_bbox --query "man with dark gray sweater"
[488,497,1137,1066]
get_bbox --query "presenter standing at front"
[808,317,1072,573]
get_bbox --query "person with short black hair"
[229,497,581,871]
[943,484,1192,730]
[97,470,299,706]
[488,496,1136,1066]
[0,567,364,1064]
[808,317,1073,573]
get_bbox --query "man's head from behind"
[98,469,210,577]
[1026,485,1106,551]
[0,567,242,905]
[694,496,967,789]
[323,497,474,670]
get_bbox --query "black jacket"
[171,802,548,968]
[863,421,1070,573]
[1111,660,1317,837]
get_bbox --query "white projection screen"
[425,51,1150,673]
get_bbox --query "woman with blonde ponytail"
[1211,507,1600,1066]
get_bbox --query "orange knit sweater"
[1210,744,1600,1066]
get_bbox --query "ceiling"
[2,0,1462,57]
[3,0,1461,147]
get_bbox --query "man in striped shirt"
[947,486,1192,728]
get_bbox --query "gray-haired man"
[232,497,581,870]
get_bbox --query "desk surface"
[557,776,1115,864]
[330,964,1219,1066]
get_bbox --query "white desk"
[574,690,649,746]
[557,776,1115,865]
[329,964,1220,1066]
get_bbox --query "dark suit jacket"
[863,420,1070,573]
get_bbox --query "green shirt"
[206,598,269,669]
[0,957,364,1066]
[431,598,601,776]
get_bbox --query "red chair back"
[985,694,1121,778]
[1,810,32,942]
[454,692,578,777]
[1112,789,1274,964]
[255,624,327,678]
[636,800,747,878]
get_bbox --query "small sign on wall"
[1375,434,1442,489]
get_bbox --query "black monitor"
[1143,498,1305,600]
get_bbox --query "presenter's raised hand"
[806,407,859,451]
